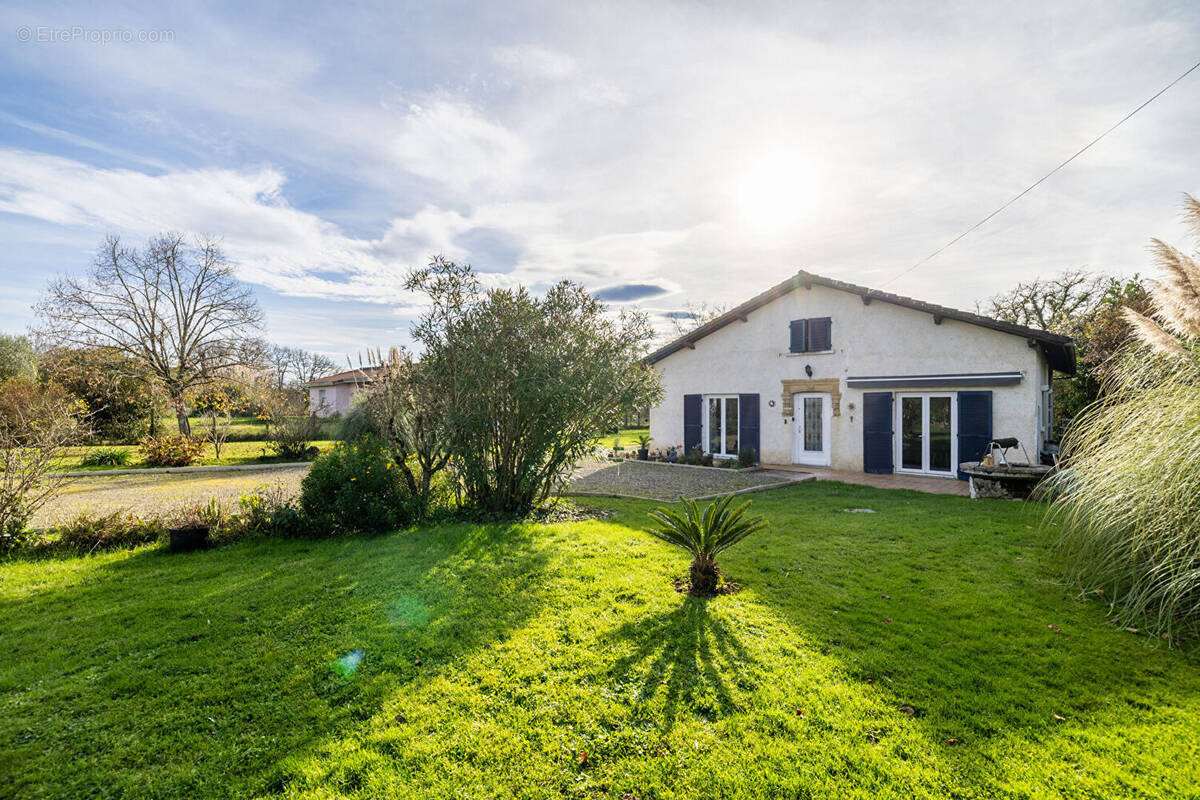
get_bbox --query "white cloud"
[492,45,577,80]
[1,0,1199,355]
[391,99,530,194]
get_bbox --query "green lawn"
[603,426,650,449]
[54,440,338,472]
[182,416,343,442]
[2,483,1197,798]
[187,415,275,441]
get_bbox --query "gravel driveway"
[567,459,805,501]
[33,459,807,528]
[34,466,309,527]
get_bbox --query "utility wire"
[879,56,1200,288]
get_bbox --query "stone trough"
[958,461,1055,499]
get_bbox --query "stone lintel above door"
[781,379,841,417]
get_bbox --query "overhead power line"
[879,56,1200,288]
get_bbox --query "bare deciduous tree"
[37,233,263,436]
[266,345,337,392]
[981,268,1106,332]
[0,380,87,547]
[667,300,730,339]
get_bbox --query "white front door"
[895,393,958,476]
[791,393,831,466]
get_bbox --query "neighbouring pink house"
[304,366,384,417]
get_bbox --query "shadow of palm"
[607,596,758,731]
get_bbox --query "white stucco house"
[304,366,383,417]
[646,271,1076,480]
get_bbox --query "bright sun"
[736,153,822,235]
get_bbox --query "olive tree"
[0,334,37,381]
[37,233,263,436]
[406,257,662,516]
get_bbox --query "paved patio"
[761,464,970,496]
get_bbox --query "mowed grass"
[601,427,650,450]
[53,440,338,472]
[180,416,343,443]
[2,483,1198,798]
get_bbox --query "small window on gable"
[789,317,832,352]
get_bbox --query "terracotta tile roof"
[303,365,386,387]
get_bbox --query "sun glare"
[736,153,822,235]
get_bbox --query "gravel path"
[33,459,807,528]
[567,459,805,501]
[34,466,310,527]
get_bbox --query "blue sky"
[1,1,1198,356]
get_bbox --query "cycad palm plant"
[647,495,768,595]
[1052,194,1200,639]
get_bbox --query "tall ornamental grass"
[1052,195,1200,641]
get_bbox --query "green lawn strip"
[182,416,342,443]
[600,427,650,450]
[52,440,338,472]
[2,483,1197,798]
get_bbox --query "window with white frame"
[704,395,739,457]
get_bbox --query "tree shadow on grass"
[605,596,760,732]
[0,521,552,800]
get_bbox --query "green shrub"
[738,445,757,468]
[680,445,713,467]
[139,435,206,467]
[300,437,418,534]
[235,486,308,538]
[79,447,132,467]
[49,511,166,553]
[268,414,323,460]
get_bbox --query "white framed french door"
[791,392,831,466]
[704,395,740,458]
[895,393,957,476]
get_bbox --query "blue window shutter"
[863,392,894,473]
[789,319,807,353]
[738,394,759,462]
[808,317,832,351]
[957,390,993,480]
[683,394,702,454]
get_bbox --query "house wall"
[309,384,360,417]
[648,283,1049,473]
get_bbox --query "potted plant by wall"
[636,434,651,460]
